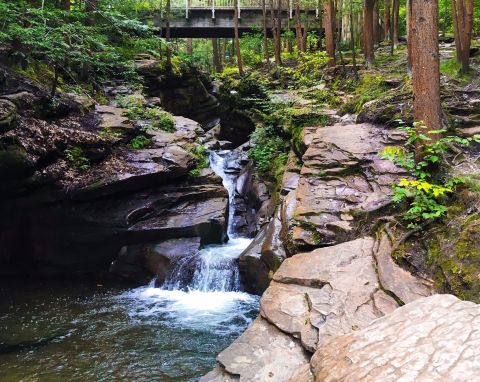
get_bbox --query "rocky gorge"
[1,48,480,382]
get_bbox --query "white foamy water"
[120,150,257,335]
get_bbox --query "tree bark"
[324,0,336,66]
[234,0,244,74]
[187,38,193,55]
[451,0,474,73]
[363,0,375,66]
[275,0,283,65]
[85,0,97,26]
[295,0,303,52]
[410,0,443,158]
[350,0,358,78]
[392,0,399,46]
[384,0,391,40]
[262,0,270,64]
[406,0,412,72]
[212,38,223,72]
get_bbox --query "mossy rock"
[427,194,480,302]
[0,143,32,180]
[0,99,17,132]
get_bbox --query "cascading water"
[0,150,259,382]
[121,149,258,333]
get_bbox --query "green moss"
[427,212,480,302]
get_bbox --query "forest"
[1,0,480,381]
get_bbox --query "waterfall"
[159,150,251,293]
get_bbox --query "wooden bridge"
[151,0,323,38]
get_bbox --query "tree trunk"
[406,0,412,72]
[270,0,281,65]
[187,38,193,55]
[350,0,358,78]
[85,0,97,26]
[295,0,303,52]
[166,0,172,70]
[363,0,375,66]
[451,0,474,74]
[384,0,391,40]
[324,0,336,66]
[410,0,443,159]
[392,0,399,46]
[276,0,283,65]
[60,0,70,10]
[234,0,244,74]
[373,0,380,44]
[262,0,270,64]
[212,38,223,72]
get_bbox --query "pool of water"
[0,280,259,382]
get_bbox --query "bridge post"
[289,0,292,19]
[238,0,241,19]
[212,0,215,19]
[185,0,189,19]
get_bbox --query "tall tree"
[85,0,97,26]
[233,0,243,74]
[212,38,223,72]
[384,0,391,40]
[406,0,412,71]
[275,0,283,65]
[261,0,270,64]
[295,0,304,52]
[165,0,172,70]
[187,38,193,55]
[363,0,376,65]
[451,0,474,73]
[324,0,336,66]
[410,0,443,157]
[392,0,400,46]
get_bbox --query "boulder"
[110,237,201,283]
[291,123,409,251]
[261,237,398,351]
[311,294,480,382]
[213,317,310,382]
[0,99,16,132]
[239,209,287,294]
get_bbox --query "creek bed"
[0,280,258,382]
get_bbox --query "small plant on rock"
[65,147,90,171]
[128,135,153,150]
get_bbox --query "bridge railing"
[171,0,321,10]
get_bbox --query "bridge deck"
[154,0,322,38]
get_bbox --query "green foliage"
[188,145,209,177]
[249,125,288,180]
[117,95,175,132]
[392,179,453,227]
[352,74,387,112]
[281,52,329,87]
[440,58,471,85]
[381,121,480,227]
[64,147,89,171]
[128,135,153,149]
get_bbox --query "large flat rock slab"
[214,317,310,382]
[311,294,480,382]
[261,237,398,351]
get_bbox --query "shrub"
[128,135,153,149]
[65,147,89,171]
[188,145,209,177]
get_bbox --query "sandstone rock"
[262,237,398,351]
[96,105,134,132]
[311,294,480,382]
[215,317,310,382]
[238,209,287,294]
[200,366,239,382]
[374,232,434,304]
[291,123,409,250]
[288,364,313,382]
[219,109,255,147]
[0,99,16,132]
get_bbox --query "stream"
[0,151,259,382]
